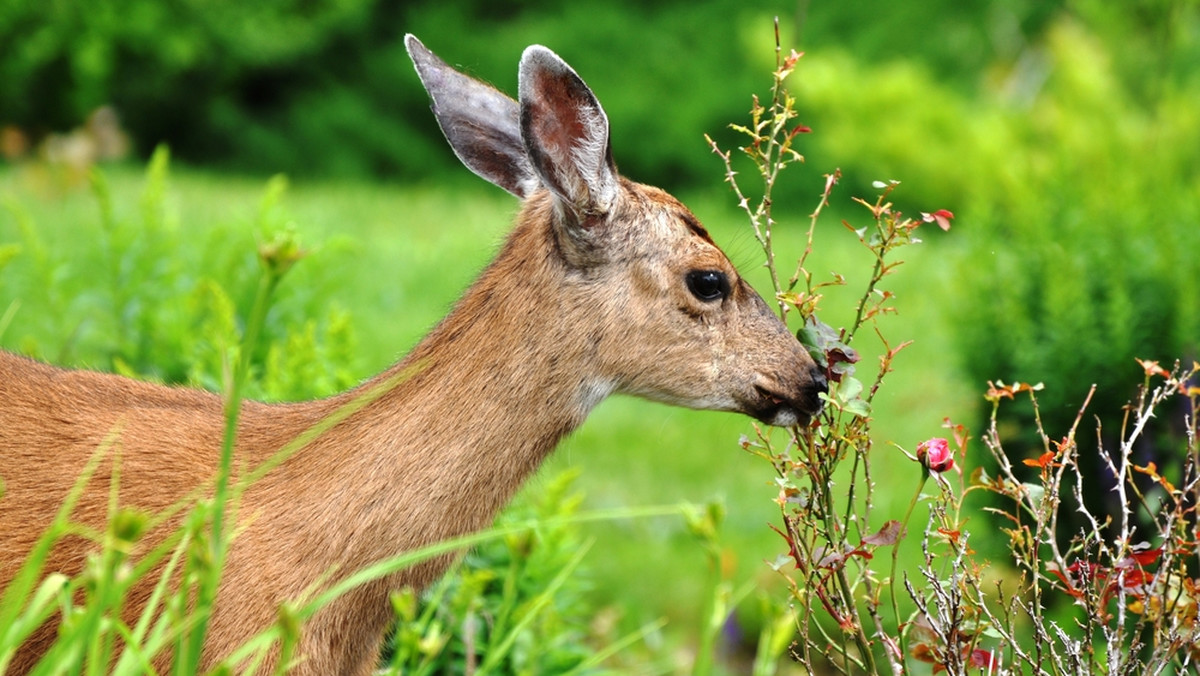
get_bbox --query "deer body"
[0,37,825,674]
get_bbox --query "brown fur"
[0,38,824,674]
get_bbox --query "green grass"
[0,162,980,669]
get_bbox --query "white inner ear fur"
[518,45,618,217]
[570,101,617,214]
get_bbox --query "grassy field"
[0,161,981,668]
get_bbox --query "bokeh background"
[2,0,1198,672]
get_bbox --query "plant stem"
[891,471,927,676]
[183,255,283,670]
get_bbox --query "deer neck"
[297,200,609,565]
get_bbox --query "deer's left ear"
[518,46,619,225]
[406,35,541,199]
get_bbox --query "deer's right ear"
[406,35,541,199]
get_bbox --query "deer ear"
[518,46,619,223]
[406,35,541,199]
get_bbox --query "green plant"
[707,25,942,673]
[383,470,609,676]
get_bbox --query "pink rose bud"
[916,437,954,473]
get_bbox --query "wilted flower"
[916,437,954,473]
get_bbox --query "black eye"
[686,270,730,302]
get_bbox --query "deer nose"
[805,365,828,413]
[810,364,828,393]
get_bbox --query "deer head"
[406,36,826,426]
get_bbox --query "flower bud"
[916,437,954,473]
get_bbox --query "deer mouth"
[744,365,830,427]
[746,382,826,427]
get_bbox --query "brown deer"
[0,36,826,675]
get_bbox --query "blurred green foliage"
[785,2,1200,531]
[953,15,1200,408]
[0,147,358,400]
[1,0,1086,187]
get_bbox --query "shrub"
[710,25,1200,674]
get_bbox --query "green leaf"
[843,397,872,418]
[836,376,864,403]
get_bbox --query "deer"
[0,35,827,675]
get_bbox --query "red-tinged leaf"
[932,209,954,231]
[909,642,940,665]
[1127,546,1164,566]
[920,209,954,231]
[1132,463,1178,493]
[984,381,1014,401]
[1136,358,1170,378]
[936,527,962,545]
[815,546,844,568]
[1045,562,1083,596]
[986,380,1045,401]
[1023,451,1057,469]
[863,520,903,546]
[1118,568,1153,589]
[829,346,861,366]
[846,547,874,561]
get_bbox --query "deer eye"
[686,270,730,302]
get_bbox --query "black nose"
[810,364,828,394]
[806,364,828,413]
